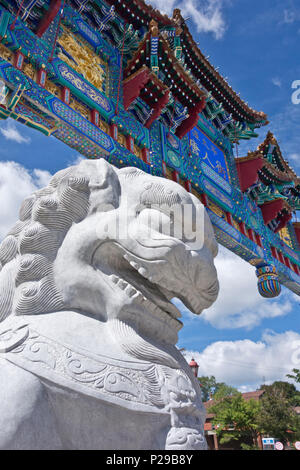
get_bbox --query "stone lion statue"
[0,158,219,450]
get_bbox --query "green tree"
[287,368,300,384]
[213,383,239,400]
[198,376,238,402]
[209,393,262,449]
[257,384,300,444]
[198,375,218,402]
[260,381,300,406]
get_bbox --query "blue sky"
[0,0,300,391]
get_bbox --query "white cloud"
[183,330,300,390]
[178,246,294,330]
[283,9,295,24]
[147,0,177,15]
[239,103,300,173]
[147,0,228,39]
[68,154,85,166]
[289,153,300,163]
[0,161,51,240]
[182,0,226,39]
[0,120,31,144]
[272,77,282,88]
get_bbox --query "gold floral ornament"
[58,27,107,92]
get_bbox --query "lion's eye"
[137,208,172,233]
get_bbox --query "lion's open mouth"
[92,241,182,330]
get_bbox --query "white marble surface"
[0,159,219,449]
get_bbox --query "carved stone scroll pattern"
[8,328,165,408]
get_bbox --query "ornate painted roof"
[5,0,268,128]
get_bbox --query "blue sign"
[190,127,231,184]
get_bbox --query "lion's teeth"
[110,275,119,284]
[133,290,143,300]
[129,260,139,270]
[117,279,128,289]
[138,267,147,277]
[125,285,136,297]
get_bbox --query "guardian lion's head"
[0,159,219,346]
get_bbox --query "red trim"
[259,199,284,225]
[61,86,70,104]
[126,135,135,154]
[10,0,26,31]
[235,156,264,192]
[175,98,206,139]
[271,246,279,260]
[162,161,167,176]
[36,0,62,38]
[115,21,127,116]
[278,251,284,264]
[14,51,25,70]
[172,170,179,183]
[48,0,65,63]
[255,233,262,247]
[239,221,247,236]
[293,223,300,247]
[274,212,292,233]
[184,180,191,192]
[91,109,99,126]
[200,193,208,207]
[284,256,292,270]
[37,68,47,88]
[225,212,233,226]
[110,123,118,140]
[293,264,300,276]
[145,90,170,129]
[247,228,255,242]
[141,147,150,164]
[123,68,150,110]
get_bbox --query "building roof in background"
[204,389,265,412]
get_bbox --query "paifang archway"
[0,0,299,298]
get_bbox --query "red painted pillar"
[247,228,255,242]
[278,251,284,264]
[110,123,118,140]
[61,87,70,104]
[293,264,300,276]
[201,193,208,207]
[126,135,135,154]
[37,68,47,88]
[172,170,179,183]
[225,212,233,226]
[271,246,279,260]
[284,257,292,270]
[91,109,99,126]
[255,233,262,247]
[184,180,192,192]
[141,147,150,164]
[293,223,300,247]
[239,221,247,236]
